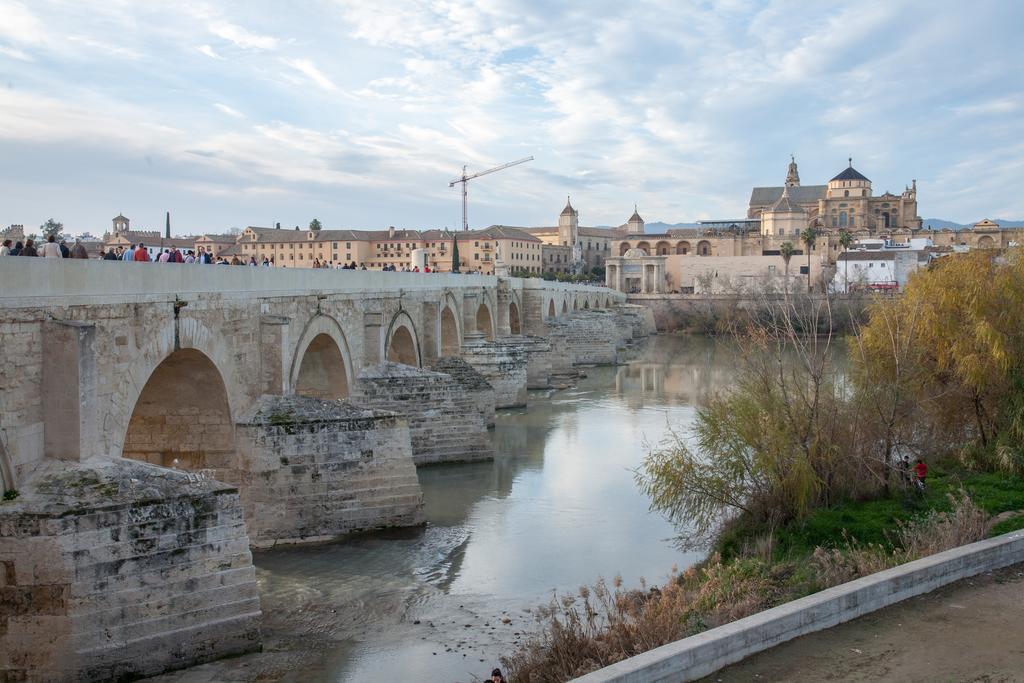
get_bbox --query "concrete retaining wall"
[573,529,1024,683]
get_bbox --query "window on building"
[474,253,479,260]
[844,190,850,197]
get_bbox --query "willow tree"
[855,249,1024,469]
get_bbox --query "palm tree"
[838,230,854,293]
[800,227,818,293]
[780,241,796,297]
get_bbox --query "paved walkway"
[704,562,1024,683]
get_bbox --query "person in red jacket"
[134,243,151,262]
[914,459,928,490]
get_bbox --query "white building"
[832,236,934,293]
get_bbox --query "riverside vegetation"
[503,249,1024,682]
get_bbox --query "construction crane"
[449,156,534,230]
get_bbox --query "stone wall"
[0,458,261,681]
[511,335,553,389]
[459,337,529,408]
[430,357,497,428]
[353,363,494,466]
[545,310,626,367]
[234,395,423,547]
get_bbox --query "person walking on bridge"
[71,239,89,259]
[40,234,63,258]
[134,243,151,262]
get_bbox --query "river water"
[244,336,740,683]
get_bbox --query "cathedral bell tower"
[112,214,130,235]
[785,155,800,188]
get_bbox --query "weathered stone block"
[459,337,529,408]
[235,395,424,547]
[0,458,261,682]
[354,363,494,465]
[430,357,497,428]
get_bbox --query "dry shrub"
[502,558,786,682]
[505,493,990,683]
[811,491,988,587]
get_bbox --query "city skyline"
[2,0,1023,234]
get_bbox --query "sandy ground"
[703,562,1024,683]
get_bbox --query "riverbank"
[501,462,1024,681]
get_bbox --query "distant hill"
[923,218,1024,230]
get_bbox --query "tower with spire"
[786,155,800,187]
[557,196,578,247]
[627,205,645,234]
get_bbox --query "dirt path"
[703,562,1024,682]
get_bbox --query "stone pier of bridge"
[0,259,653,681]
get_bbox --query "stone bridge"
[0,259,652,681]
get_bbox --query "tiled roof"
[749,185,827,206]
[831,165,870,182]
[768,187,805,213]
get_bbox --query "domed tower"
[626,205,644,234]
[827,158,871,199]
[824,158,872,230]
[112,214,130,235]
[557,196,578,246]
[785,155,800,187]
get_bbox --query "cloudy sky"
[2,0,1022,235]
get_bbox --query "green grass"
[768,462,1024,561]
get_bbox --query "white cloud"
[0,0,45,45]
[197,44,222,60]
[213,103,244,119]
[1,0,1023,227]
[0,45,31,60]
[208,21,278,50]
[281,57,338,92]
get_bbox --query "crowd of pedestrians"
[2,234,91,258]
[2,237,488,274]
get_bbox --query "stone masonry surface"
[0,457,261,682]
[353,363,495,466]
[234,395,423,547]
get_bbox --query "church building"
[750,158,922,235]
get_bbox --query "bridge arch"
[440,294,462,357]
[290,314,354,399]
[509,300,521,335]
[385,310,421,367]
[476,301,495,340]
[546,298,556,320]
[561,299,568,315]
[122,348,236,474]
[112,317,241,463]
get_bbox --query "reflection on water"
[254,336,741,682]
